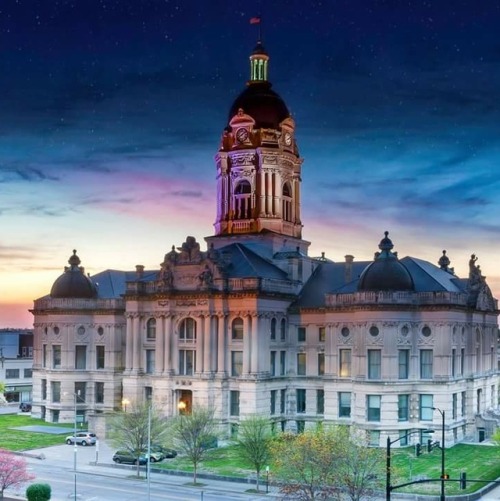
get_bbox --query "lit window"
[339,349,351,377]
[297,353,306,376]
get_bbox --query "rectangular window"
[339,349,351,377]
[231,351,243,377]
[297,353,306,376]
[339,392,351,418]
[399,430,409,446]
[298,327,306,343]
[96,346,105,369]
[318,353,325,375]
[367,395,381,421]
[398,394,409,421]
[75,382,86,403]
[42,344,47,368]
[460,348,465,375]
[280,351,286,375]
[145,386,152,401]
[5,369,19,379]
[368,430,380,447]
[451,348,456,377]
[24,368,32,378]
[398,349,409,379]
[51,381,61,403]
[95,382,104,404]
[296,389,306,413]
[419,394,433,421]
[316,389,325,414]
[179,350,196,375]
[461,391,466,416]
[146,349,155,374]
[41,379,47,400]
[420,349,433,379]
[75,345,87,370]
[53,345,61,369]
[280,320,286,341]
[368,349,381,379]
[270,390,277,415]
[318,326,326,342]
[280,389,286,414]
[230,390,240,416]
[296,420,305,433]
[452,393,457,419]
[270,351,276,376]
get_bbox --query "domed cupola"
[358,232,414,292]
[50,250,98,299]
[227,41,290,130]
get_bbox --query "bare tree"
[170,406,217,484]
[235,414,272,491]
[0,449,35,499]
[107,402,169,477]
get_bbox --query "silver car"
[65,432,97,446]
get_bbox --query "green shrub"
[26,483,51,501]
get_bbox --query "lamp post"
[265,465,270,494]
[386,429,433,501]
[73,391,80,501]
[433,407,446,501]
[147,404,151,501]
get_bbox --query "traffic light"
[427,439,432,452]
[460,472,467,489]
[415,443,422,456]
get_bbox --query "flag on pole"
[250,16,261,25]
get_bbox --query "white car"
[65,432,97,446]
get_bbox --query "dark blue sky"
[1,0,500,326]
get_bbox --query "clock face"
[284,132,292,146]
[236,127,248,143]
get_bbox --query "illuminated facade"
[30,41,499,446]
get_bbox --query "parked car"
[65,432,97,446]
[142,449,164,462]
[151,444,177,458]
[19,402,32,412]
[112,450,148,465]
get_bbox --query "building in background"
[0,328,33,404]
[30,40,499,446]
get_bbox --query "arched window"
[232,318,244,340]
[234,180,252,219]
[146,318,156,340]
[280,318,286,341]
[270,318,277,340]
[282,182,292,222]
[179,318,196,341]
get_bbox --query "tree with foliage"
[271,426,383,501]
[26,483,51,501]
[0,450,35,499]
[0,383,6,405]
[170,406,217,484]
[235,414,272,491]
[107,402,169,477]
[492,428,500,445]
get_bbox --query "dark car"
[112,450,148,465]
[151,445,177,458]
[19,402,32,412]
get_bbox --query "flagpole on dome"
[250,15,262,42]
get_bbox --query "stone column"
[217,314,226,374]
[132,315,141,371]
[163,315,172,374]
[204,315,213,374]
[125,315,133,371]
[325,323,334,375]
[171,316,178,373]
[251,314,260,373]
[155,315,164,374]
[243,315,251,374]
[196,316,204,374]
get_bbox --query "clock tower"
[211,40,305,252]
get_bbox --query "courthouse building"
[30,40,499,446]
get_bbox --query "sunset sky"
[1,0,500,328]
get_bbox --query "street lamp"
[433,407,446,501]
[386,429,433,501]
[265,465,270,494]
[121,398,130,412]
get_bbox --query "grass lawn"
[0,414,72,451]
[391,443,500,496]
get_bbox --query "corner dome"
[358,232,414,292]
[50,250,98,299]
